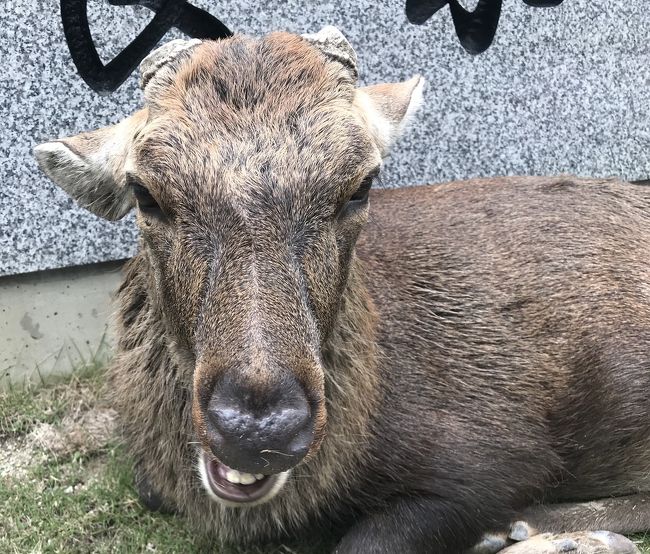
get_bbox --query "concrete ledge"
[1,260,125,387]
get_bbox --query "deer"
[34,26,650,554]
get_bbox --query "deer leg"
[468,494,650,554]
[133,463,175,514]
[334,495,517,554]
[512,493,650,537]
[468,530,639,554]
[498,531,639,553]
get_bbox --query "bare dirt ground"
[0,406,117,481]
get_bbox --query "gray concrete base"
[0,261,125,387]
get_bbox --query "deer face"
[35,28,423,506]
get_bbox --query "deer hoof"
[498,531,639,554]
[589,531,640,553]
[509,520,538,541]
[467,533,510,554]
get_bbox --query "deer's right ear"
[33,109,147,221]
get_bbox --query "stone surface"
[1,0,649,275]
[0,261,121,386]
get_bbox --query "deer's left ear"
[354,76,425,156]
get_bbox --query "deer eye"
[337,170,378,220]
[349,175,373,204]
[128,179,164,219]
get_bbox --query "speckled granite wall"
[1,0,649,276]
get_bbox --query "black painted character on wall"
[61,0,231,94]
[406,0,564,54]
[60,0,565,94]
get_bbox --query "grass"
[1,366,650,553]
[639,537,650,554]
[0,365,102,440]
[0,365,210,553]
[0,450,208,553]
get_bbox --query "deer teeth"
[239,472,257,485]
[225,468,266,485]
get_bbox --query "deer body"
[35,28,650,554]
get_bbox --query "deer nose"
[205,377,314,474]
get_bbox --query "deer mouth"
[198,451,289,506]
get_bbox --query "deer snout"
[205,377,314,475]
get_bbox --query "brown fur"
[36,31,650,554]
[111,174,650,552]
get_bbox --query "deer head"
[35,27,424,506]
